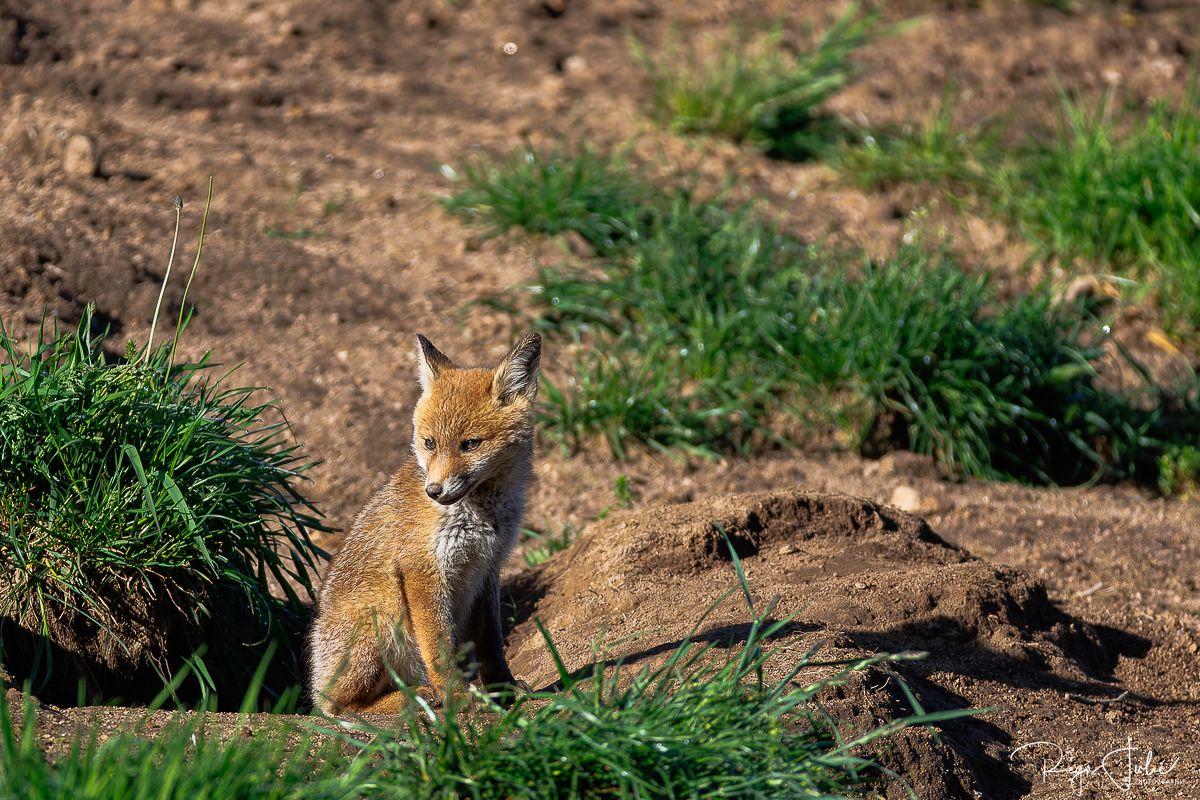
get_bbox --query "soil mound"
[507,491,1131,798]
[514,492,1094,679]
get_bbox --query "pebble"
[562,54,587,75]
[62,134,98,177]
[891,485,922,513]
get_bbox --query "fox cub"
[309,332,541,714]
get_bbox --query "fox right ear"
[415,334,452,392]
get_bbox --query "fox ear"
[492,332,541,405]
[415,334,453,392]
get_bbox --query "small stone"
[891,485,922,513]
[62,134,98,177]
[336,350,349,363]
[562,54,587,74]
[853,582,867,590]
[777,544,796,556]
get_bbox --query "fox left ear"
[492,332,541,405]
[415,333,453,393]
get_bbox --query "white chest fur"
[432,480,523,615]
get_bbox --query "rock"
[562,54,587,75]
[62,134,98,177]
[891,485,922,513]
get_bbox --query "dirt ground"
[2,0,1199,797]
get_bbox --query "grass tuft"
[520,524,577,567]
[0,195,328,705]
[1000,79,1200,329]
[440,144,647,253]
[1158,444,1200,499]
[837,86,998,192]
[632,4,892,160]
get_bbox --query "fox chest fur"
[429,477,523,619]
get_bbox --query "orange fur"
[309,333,540,715]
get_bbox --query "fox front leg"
[467,571,525,704]
[399,570,458,699]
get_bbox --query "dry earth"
[2,0,1199,797]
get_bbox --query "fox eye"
[423,437,436,451]
[460,438,482,452]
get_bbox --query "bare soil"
[2,1,1198,797]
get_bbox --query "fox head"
[411,332,541,505]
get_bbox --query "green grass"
[835,72,1200,332]
[632,4,893,160]
[837,87,997,192]
[999,80,1200,329]
[0,694,354,800]
[440,144,648,254]
[0,194,328,706]
[520,524,577,567]
[1,544,975,799]
[444,143,1198,486]
[1158,444,1200,499]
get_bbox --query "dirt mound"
[514,492,1095,680]
[506,491,1144,798]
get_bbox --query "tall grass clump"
[0,190,328,705]
[1002,79,1200,328]
[632,4,893,160]
[784,250,1163,484]
[443,144,1197,485]
[1,546,974,798]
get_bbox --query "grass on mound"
[1,545,973,799]
[998,79,1200,329]
[443,144,1197,485]
[0,194,328,705]
[630,3,893,160]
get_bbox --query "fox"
[308,331,541,714]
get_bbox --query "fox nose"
[425,483,444,500]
